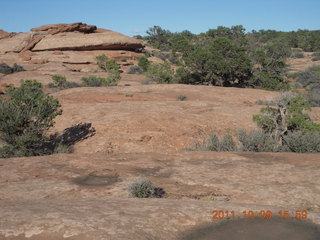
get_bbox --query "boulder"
[32,30,144,51]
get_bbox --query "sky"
[1,0,319,36]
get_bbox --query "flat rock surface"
[0,152,320,239]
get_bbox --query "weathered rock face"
[0,32,32,53]
[31,22,97,34]
[0,23,144,54]
[32,30,144,51]
[0,30,15,39]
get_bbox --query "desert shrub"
[291,49,304,58]
[153,51,171,61]
[283,131,320,153]
[307,88,320,107]
[96,54,108,70]
[48,74,80,90]
[128,179,157,198]
[127,65,143,74]
[138,56,150,72]
[193,134,236,152]
[145,62,175,84]
[81,76,118,87]
[177,95,188,101]
[0,63,12,74]
[96,55,121,79]
[236,129,277,152]
[311,52,320,61]
[0,63,24,74]
[249,71,289,90]
[293,66,320,90]
[0,80,63,158]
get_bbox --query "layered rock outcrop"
[0,22,144,54]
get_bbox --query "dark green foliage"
[48,75,80,90]
[249,71,289,90]
[236,129,277,152]
[206,25,248,47]
[248,29,320,52]
[0,63,12,74]
[249,41,290,90]
[0,63,24,74]
[183,37,252,86]
[127,65,143,74]
[138,56,150,72]
[0,80,63,158]
[81,76,118,87]
[128,179,164,198]
[145,26,173,50]
[145,62,175,84]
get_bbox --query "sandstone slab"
[32,31,144,51]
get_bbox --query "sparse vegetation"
[145,62,175,84]
[0,63,24,74]
[138,56,150,72]
[128,179,164,198]
[127,65,143,74]
[96,54,121,81]
[177,95,188,101]
[81,76,118,87]
[192,92,320,153]
[48,75,80,90]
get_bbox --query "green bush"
[81,76,118,87]
[127,65,143,74]
[48,75,80,90]
[0,63,24,74]
[311,52,320,61]
[145,62,175,84]
[249,71,289,90]
[128,179,157,198]
[283,131,320,153]
[96,54,121,73]
[138,56,150,72]
[0,80,63,158]
[236,129,277,152]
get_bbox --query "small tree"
[0,80,62,157]
[253,92,320,148]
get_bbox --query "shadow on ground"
[178,217,320,240]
